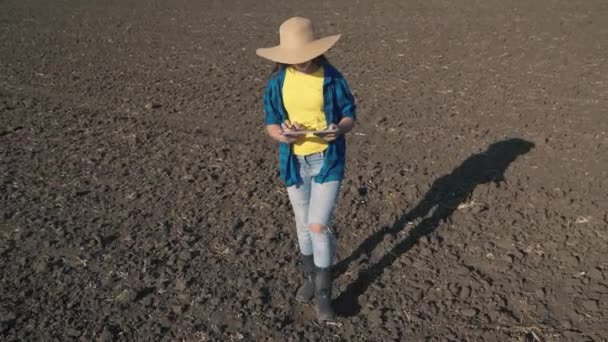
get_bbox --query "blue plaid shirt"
[264,63,356,186]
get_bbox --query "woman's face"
[294,60,313,72]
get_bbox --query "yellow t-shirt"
[282,66,328,156]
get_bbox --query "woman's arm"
[337,117,355,135]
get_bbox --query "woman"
[256,17,356,321]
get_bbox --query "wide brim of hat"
[256,34,341,64]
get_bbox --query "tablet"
[282,129,337,136]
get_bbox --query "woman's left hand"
[315,123,343,142]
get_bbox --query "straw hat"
[256,17,341,64]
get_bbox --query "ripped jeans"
[286,152,340,268]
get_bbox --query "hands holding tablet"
[267,118,353,145]
[281,121,342,143]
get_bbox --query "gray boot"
[295,254,315,303]
[314,267,336,321]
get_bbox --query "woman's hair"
[271,55,330,74]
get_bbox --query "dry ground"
[1,0,607,340]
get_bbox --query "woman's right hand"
[267,121,301,144]
[279,121,302,144]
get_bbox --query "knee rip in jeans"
[310,223,327,233]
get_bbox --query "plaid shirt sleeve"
[263,78,282,126]
[335,76,356,120]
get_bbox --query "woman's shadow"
[333,138,535,316]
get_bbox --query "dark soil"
[1,0,607,340]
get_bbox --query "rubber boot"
[314,267,336,321]
[295,254,315,303]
